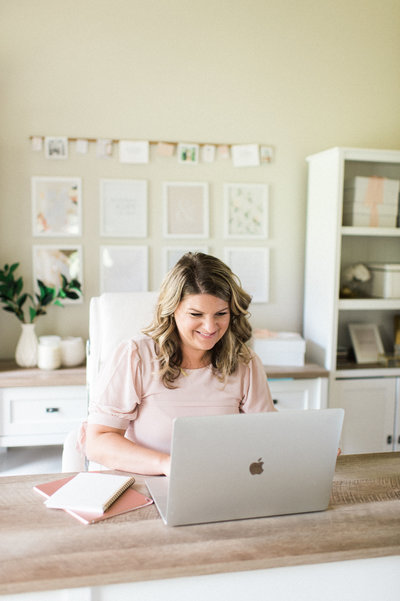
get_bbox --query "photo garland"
[33,135,274,167]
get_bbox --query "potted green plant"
[0,262,82,367]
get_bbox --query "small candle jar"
[60,337,85,367]
[37,343,61,370]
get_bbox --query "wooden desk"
[0,453,399,599]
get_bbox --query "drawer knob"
[45,407,60,413]
[387,435,392,445]
[273,399,278,405]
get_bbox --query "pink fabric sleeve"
[240,352,275,413]
[87,339,142,430]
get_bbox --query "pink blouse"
[88,336,274,454]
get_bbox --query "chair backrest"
[86,291,159,391]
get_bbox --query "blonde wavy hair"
[143,252,253,388]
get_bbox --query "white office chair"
[61,291,159,472]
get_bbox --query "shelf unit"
[303,147,400,453]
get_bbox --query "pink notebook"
[34,475,153,525]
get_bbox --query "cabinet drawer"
[0,386,87,436]
[268,378,325,410]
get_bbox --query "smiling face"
[174,293,231,367]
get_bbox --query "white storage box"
[343,202,398,227]
[368,263,400,298]
[343,176,400,227]
[252,331,305,366]
[344,176,400,206]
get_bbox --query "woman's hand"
[161,455,171,477]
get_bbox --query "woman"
[86,252,276,476]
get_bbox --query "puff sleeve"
[87,339,143,430]
[239,352,276,413]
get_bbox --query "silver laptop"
[145,408,344,527]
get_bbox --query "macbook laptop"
[145,408,344,527]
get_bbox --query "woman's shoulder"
[235,348,264,374]
[108,335,156,363]
[115,334,155,355]
[132,335,157,357]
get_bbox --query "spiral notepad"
[44,472,135,514]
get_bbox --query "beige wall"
[1,0,399,358]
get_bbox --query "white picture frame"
[44,136,68,160]
[162,246,209,276]
[100,245,148,293]
[348,323,384,364]
[100,179,148,237]
[32,176,82,237]
[32,245,83,303]
[223,183,269,239]
[224,247,269,303]
[163,182,209,238]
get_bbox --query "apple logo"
[249,457,264,475]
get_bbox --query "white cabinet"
[331,377,400,453]
[303,147,400,453]
[268,378,327,411]
[0,385,87,447]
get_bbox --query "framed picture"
[32,176,82,236]
[348,323,384,364]
[224,183,268,239]
[44,136,69,159]
[177,143,199,165]
[163,182,209,238]
[162,246,209,275]
[100,245,148,293]
[100,179,147,237]
[224,247,269,303]
[32,245,83,303]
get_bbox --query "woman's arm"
[85,423,171,476]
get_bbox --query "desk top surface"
[0,452,399,595]
[0,360,328,388]
[0,361,86,387]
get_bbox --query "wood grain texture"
[0,361,327,388]
[0,361,86,387]
[0,453,399,595]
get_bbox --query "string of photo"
[28,135,274,167]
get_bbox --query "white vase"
[15,323,38,368]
